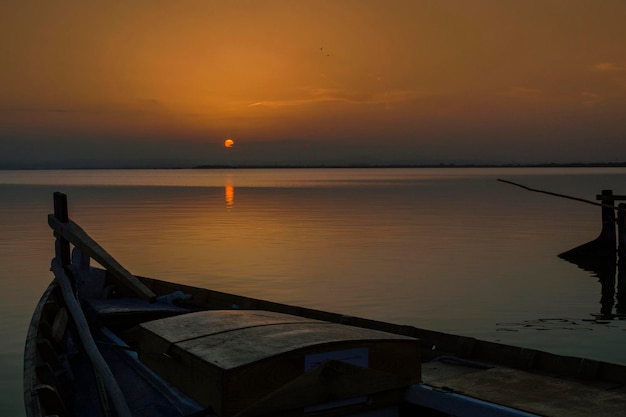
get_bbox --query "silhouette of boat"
[25,193,626,417]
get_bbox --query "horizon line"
[2,161,626,170]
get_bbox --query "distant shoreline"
[192,162,626,169]
[2,162,626,170]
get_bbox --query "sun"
[224,138,234,148]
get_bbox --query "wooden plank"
[425,367,626,417]
[179,322,416,370]
[48,214,156,303]
[84,298,188,328]
[140,310,417,370]
[140,310,322,346]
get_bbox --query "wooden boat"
[25,192,626,417]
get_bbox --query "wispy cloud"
[591,62,626,93]
[248,88,419,108]
[498,87,607,107]
[592,62,626,72]
[581,91,603,106]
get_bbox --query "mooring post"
[53,192,71,268]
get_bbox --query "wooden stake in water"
[498,179,626,259]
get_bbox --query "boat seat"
[83,297,190,329]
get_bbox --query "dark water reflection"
[2,168,626,415]
[565,257,626,320]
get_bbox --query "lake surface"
[3,167,626,416]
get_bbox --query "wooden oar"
[48,205,157,303]
[51,259,133,417]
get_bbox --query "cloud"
[591,63,626,93]
[581,91,603,106]
[498,86,608,107]
[247,88,419,108]
[592,62,626,72]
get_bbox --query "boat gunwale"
[134,274,626,386]
[23,191,626,417]
[23,279,59,417]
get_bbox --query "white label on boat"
[304,348,369,412]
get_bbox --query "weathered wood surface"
[140,310,323,348]
[85,297,189,328]
[142,310,322,341]
[139,310,417,369]
[48,214,156,302]
[137,310,420,416]
[423,362,626,417]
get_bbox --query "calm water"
[3,167,626,415]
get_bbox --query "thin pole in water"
[497,179,626,211]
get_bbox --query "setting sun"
[2,1,626,168]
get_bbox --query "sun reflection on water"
[225,175,234,209]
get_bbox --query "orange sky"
[1,1,626,167]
